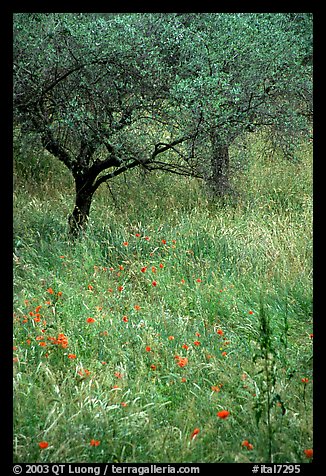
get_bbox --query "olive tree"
[13,13,201,236]
[171,13,313,193]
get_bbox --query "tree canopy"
[13,12,312,235]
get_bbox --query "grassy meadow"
[13,134,313,463]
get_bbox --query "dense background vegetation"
[13,13,313,464]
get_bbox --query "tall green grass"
[13,134,313,463]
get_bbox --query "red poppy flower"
[134,305,141,311]
[159,263,164,268]
[190,428,200,440]
[90,439,100,447]
[145,346,151,352]
[242,440,254,450]
[38,441,49,449]
[68,354,76,359]
[301,378,309,383]
[176,357,188,368]
[182,344,189,350]
[211,386,221,392]
[123,242,128,246]
[304,449,313,458]
[141,267,147,273]
[194,340,201,346]
[152,281,157,287]
[87,284,93,291]
[86,317,95,323]
[196,278,201,283]
[217,410,230,419]
[47,288,54,295]
[217,329,224,335]
[161,239,167,244]
[168,336,174,341]
[117,286,124,292]
[150,364,157,370]
[122,316,128,322]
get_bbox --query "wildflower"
[151,266,157,273]
[13,357,18,363]
[144,236,150,241]
[121,402,128,407]
[119,265,124,270]
[182,344,189,350]
[301,378,309,383]
[181,279,185,284]
[196,278,201,283]
[150,364,157,370]
[90,439,100,447]
[181,377,187,383]
[217,410,230,419]
[221,351,227,357]
[86,317,96,323]
[57,291,62,297]
[123,241,128,246]
[34,316,41,323]
[195,332,201,337]
[161,239,167,244]
[242,440,254,450]
[114,372,123,379]
[194,341,201,346]
[249,310,254,315]
[87,284,93,290]
[112,385,120,389]
[135,233,141,238]
[38,441,49,449]
[78,368,91,377]
[117,286,124,292]
[39,342,47,347]
[159,263,164,269]
[152,281,157,287]
[168,336,174,341]
[68,354,76,359]
[56,333,68,348]
[211,386,221,392]
[35,305,42,313]
[145,346,151,352]
[47,288,54,295]
[176,357,188,368]
[217,329,224,336]
[304,449,313,459]
[59,255,65,259]
[309,333,313,339]
[141,267,147,273]
[122,316,128,322]
[190,428,200,441]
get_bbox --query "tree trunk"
[209,133,231,195]
[68,175,95,238]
